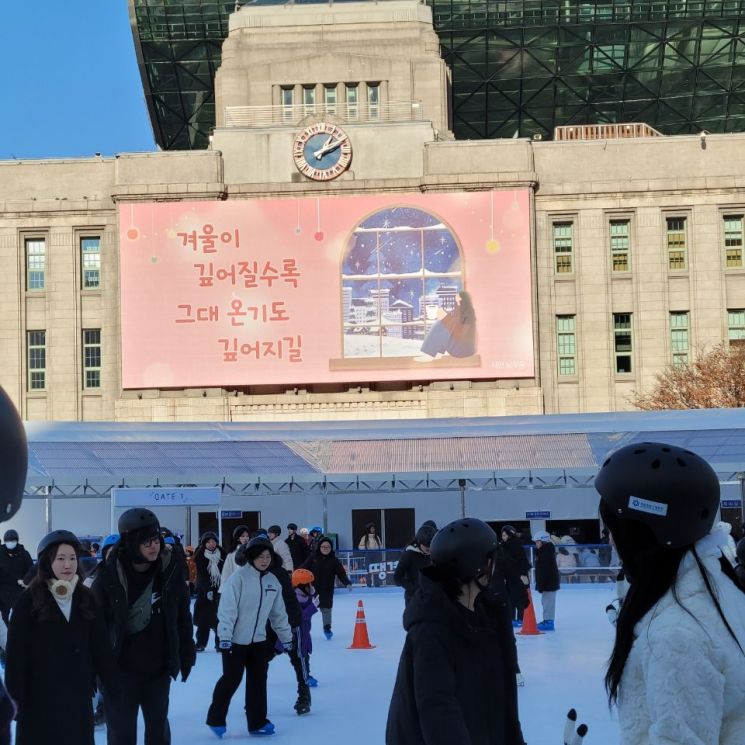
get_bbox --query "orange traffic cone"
[518,589,543,636]
[348,599,376,649]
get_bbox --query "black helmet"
[0,387,27,523]
[501,525,517,537]
[595,442,719,549]
[237,536,274,567]
[118,508,160,536]
[232,524,250,542]
[415,524,436,547]
[287,522,298,531]
[430,518,498,581]
[200,531,219,545]
[3,529,18,543]
[37,530,80,559]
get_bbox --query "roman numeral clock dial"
[292,122,352,181]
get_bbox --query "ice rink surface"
[93,585,620,744]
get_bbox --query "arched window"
[341,206,464,360]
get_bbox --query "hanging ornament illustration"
[126,204,139,241]
[295,201,302,235]
[485,191,500,254]
[314,198,324,241]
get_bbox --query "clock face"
[292,122,352,181]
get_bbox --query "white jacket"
[218,549,239,593]
[271,536,294,572]
[618,527,745,745]
[218,564,292,646]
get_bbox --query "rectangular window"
[25,238,46,290]
[367,82,380,120]
[670,311,689,366]
[324,84,337,115]
[27,330,46,390]
[613,313,633,373]
[610,219,630,272]
[81,236,101,289]
[666,217,687,271]
[281,86,294,122]
[557,315,577,375]
[346,83,358,121]
[724,215,744,268]
[728,309,745,346]
[553,222,574,274]
[302,86,316,115]
[82,329,101,389]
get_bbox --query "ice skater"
[385,518,526,745]
[193,531,226,651]
[532,530,559,631]
[303,536,352,639]
[394,523,436,606]
[596,442,745,744]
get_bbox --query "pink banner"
[119,191,533,388]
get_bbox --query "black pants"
[207,642,271,732]
[104,672,171,745]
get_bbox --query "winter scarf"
[204,548,222,588]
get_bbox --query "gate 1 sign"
[119,191,533,388]
[112,487,221,508]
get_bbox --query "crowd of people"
[2,387,745,744]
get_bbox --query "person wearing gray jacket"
[206,537,293,738]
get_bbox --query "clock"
[292,122,352,181]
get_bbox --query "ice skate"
[307,674,319,687]
[249,721,275,736]
[294,684,311,715]
[323,624,333,640]
[207,725,226,738]
[537,620,555,631]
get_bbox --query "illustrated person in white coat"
[595,441,745,745]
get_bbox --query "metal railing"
[554,122,663,141]
[337,543,622,587]
[223,100,424,128]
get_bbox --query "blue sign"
[220,510,243,518]
[526,511,551,519]
[721,500,741,509]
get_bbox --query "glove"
[218,640,232,653]
[282,640,293,654]
[563,709,588,745]
[206,591,214,601]
[16,580,24,588]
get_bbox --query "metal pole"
[45,494,52,533]
[322,482,328,534]
[458,478,466,519]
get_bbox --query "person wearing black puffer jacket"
[386,519,525,745]
[0,530,33,623]
[533,531,560,631]
[92,508,195,745]
[303,537,351,639]
[394,523,437,606]
[500,526,531,626]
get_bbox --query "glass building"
[129,0,745,149]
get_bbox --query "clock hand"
[313,135,334,160]
[313,136,347,160]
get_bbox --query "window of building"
[724,215,744,268]
[594,44,625,72]
[281,86,294,122]
[557,315,577,375]
[610,219,630,272]
[25,238,46,290]
[341,207,463,360]
[27,330,46,390]
[666,217,687,270]
[367,82,380,120]
[302,85,316,115]
[345,83,359,121]
[81,236,101,289]
[727,309,745,346]
[324,84,337,115]
[613,313,633,373]
[83,329,101,389]
[553,222,574,274]
[670,311,689,366]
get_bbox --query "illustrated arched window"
[341,206,464,360]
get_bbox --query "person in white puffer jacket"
[596,441,745,745]
[206,536,293,738]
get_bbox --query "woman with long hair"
[220,524,251,590]
[5,530,114,745]
[596,442,745,744]
[193,531,226,651]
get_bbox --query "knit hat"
[533,531,551,543]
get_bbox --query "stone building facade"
[1,0,744,423]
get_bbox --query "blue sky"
[0,2,156,160]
